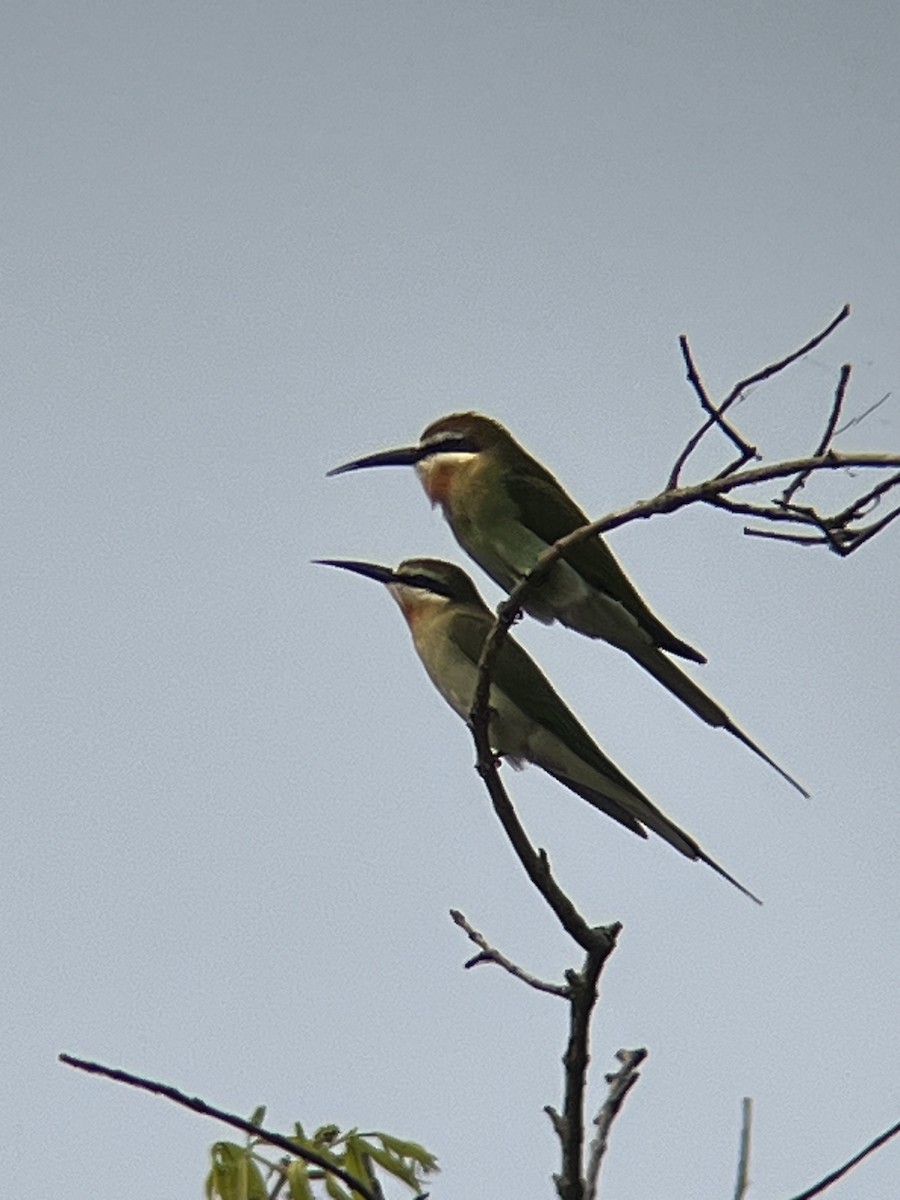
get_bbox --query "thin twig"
[704,493,823,525]
[835,390,891,435]
[584,1048,647,1200]
[668,305,851,487]
[832,469,900,524]
[835,503,900,553]
[733,1097,752,1200]
[671,335,757,484]
[58,1055,379,1200]
[746,504,900,555]
[449,909,569,998]
[742,527,834,548]
[781,365,852,503]
[723,304,850,408]
[788,1117,900,1200]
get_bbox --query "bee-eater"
[316,555,761,904]
[328,413,808,798]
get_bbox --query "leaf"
[206,1142,268,1200]
[287,1160,315,1200]
[343,1134,373,1197]
[248,1106,267,1130]
[357,1141,419,1189]
[375,1134,439,1173]
[207,1142,242,1200]
[324,1177,351,1200]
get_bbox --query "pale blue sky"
[3,2,899,1197]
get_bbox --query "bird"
[328,412,808,798]
[316,555,762,904]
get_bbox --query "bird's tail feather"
[632,644,810,798]
[545,769,762,905]
[695,848,763,905]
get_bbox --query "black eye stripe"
[401,573,456,599]
[421,433,478,456]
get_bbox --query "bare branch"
[832,469,900,525]
[449,909,569,998]
[834,502,900,552]
[788,1117,900,1200]
[671,335,758,484]
[668,305,851,487]
[742,527,835,548]
[746,497,900,555]
[550,948,616,1200]
[555,452,900,561]
[705,492,822,526]
[584,1048,648,1200]
[58,1055,379,1200]
[723,304,850,405]
[781,364,852,503]
[733,1097,752,1200]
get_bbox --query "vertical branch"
[734,1097,753,1200]
[546,946,609,1200]
[584,1048,647,1200]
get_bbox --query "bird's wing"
[541,767,648,838]
[450,609,649,798]
[505,469,706,662]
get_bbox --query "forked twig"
[449,909,569,998]
[668,304,852,488]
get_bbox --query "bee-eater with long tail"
[316,555,762,904]
[328,413,808,798]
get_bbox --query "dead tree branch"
[58,1054,380,1200]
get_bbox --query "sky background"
[3,2,899,1197]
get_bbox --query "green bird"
[328,412,808,798]
[316,555,761,904]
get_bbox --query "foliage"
[206,1110,438,1200]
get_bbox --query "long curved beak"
[326,444,425,476]
[313,558,398,586]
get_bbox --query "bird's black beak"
[326,444,426,476]
[313,558,399,586]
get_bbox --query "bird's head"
[314,556,486,625]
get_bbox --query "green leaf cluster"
[206,1110,438,1200]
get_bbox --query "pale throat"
[414,451,478,508]
[387,583,451,628]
